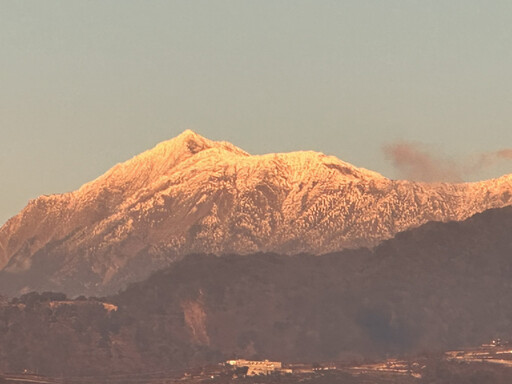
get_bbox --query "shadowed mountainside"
[0,206,511,376]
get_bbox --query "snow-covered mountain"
[0,130,511,296]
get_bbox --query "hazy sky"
[1,1,512,224]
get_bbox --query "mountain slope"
[0,130,511,296]
[1,206,512,376]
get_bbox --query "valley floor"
[4,342,512,384]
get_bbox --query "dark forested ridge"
[0,206,512,376]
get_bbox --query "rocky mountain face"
[0,130,511,296]
[1,206,512,377]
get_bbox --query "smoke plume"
[477,149,512,169]
[383,142,512,182]
[383,142,463,182]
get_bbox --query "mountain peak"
[2,131,512,295]
[176,128,201,139]
[77,130,249,196]
[159,129,210,154]
[153,129,250,159]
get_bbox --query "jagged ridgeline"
[0,130,511,296]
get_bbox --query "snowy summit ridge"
[0,130,511,296]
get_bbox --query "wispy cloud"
[383,142,512,182]
[477,149,512,169]
[383,142,463,182]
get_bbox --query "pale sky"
[1,0,512,224]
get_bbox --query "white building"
[226,359,283,376]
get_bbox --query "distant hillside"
[1,130,511,296]
[1,206,512,376]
